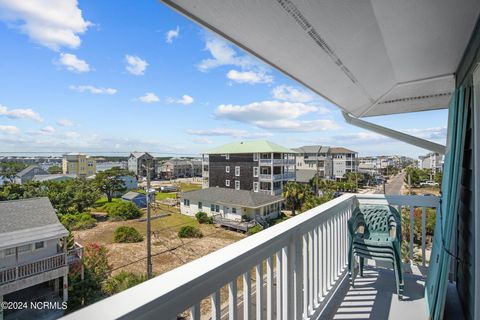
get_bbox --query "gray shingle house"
[0,198,82,319]
[14,165,48,184]
[128,152,156,179]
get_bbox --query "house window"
[198,202,202,210]
[232,208,237,214]
[184,199,190,206]
[18,244,31,253]
[226,154,230,160]
[253,167,258,177]
[235,166,240,176]
[226,180,230,187]
[34,241,44,250]
[235,180,240,190]
[215,205,220,212]
[253,182,259,192]
[211,204,215,212]
[226,166,230,173]
[253,153,258,161]
[4,248,15,256]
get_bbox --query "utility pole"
[146,159,153,279]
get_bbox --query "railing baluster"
[328,219,333,288]
[229,280,238,320]
[422,207,427,267]
[243,271,251,320]
[321,222,327,299]
[256,263,263,320]
[266,256,274,320]
[410,206,414,262]
[313,226,319,308]
[211,290,221,320]
[190,303,200,320]
[275,251,282,320]
[308,231,314,315]
[302,234,308,317]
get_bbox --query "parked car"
[420,181,439,187]
[160,185,178,192]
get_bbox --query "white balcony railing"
[65,194,438,320]
[0,243,84,285]
[259,159,295,165]
[259,172,295,181]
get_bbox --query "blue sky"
[0,0,448,158]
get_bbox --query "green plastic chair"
[348,204,404,298]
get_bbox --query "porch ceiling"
[161,0,480,117]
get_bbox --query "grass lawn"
[155,192,176,201]
[93,197,122,212]
[177,182,201,192]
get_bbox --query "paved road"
[374,172,405,195]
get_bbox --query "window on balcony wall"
[34,241,44,250]
[235,166,240,176]
[235,180,240,190]
[226,166,230,173]
[18,244,31,253]
[253,182,259,192]
[253,167,258,177]
[225,180,230,187]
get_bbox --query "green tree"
[47,166,63,174]
[283,182,312,216]
[107,201,142,220]
[94,167,133,202]
[0,162,27,184]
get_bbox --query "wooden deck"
[212,215,256,232]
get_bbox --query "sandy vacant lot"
[73,212,246,276]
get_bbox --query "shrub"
[107,201,142,220]
[60,213,96,230]
[114,226,143,243]
[178,225,203,238]
[247,225,263,235]
[195,211,213,224]
[103,271,147,295]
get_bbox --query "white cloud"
[57,118,74,127]
[215,100,337,132]
[64,131,80,139]
[0,125,19,134]
[166,26,179,43]
[192,137,213,145]
[0,0,91,50]
[227,70,273,84]
[272,85,315,103]
[0,104,43,122]
[139,92,159,103]
[40,125,55,134]
[197,36,256,72]
[187,128,272,139]
[125,54,148,76]
[166,95,194,105]
[58,53,90,72]
[69,85,117,95]
[403,127,447,140]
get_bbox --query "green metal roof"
[205,140,296,154]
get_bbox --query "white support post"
[256,264,264,320]
[0,295,3,320]
[266,256,274,320]
[54,277,60,297]
[190,303,200,320]
[63,275,68,302]
[229,280,238,320]
[211,291,221,320]
[275,252,282,320]
[243,272,251,320]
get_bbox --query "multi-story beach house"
[202,140,296,196]
[127,152,156,179]
[62,153,96,177]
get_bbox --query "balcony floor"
[322,261,428,320]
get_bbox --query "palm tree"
[283,182,311,216]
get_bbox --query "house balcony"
[259,172,295,182]
[65,194,439,320]
[259,189,283,196]
[259,159,295,166]
[0,243,83,286]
